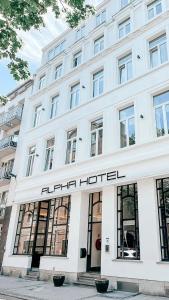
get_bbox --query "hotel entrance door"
[31,201,49,268]
[87,192,102,272]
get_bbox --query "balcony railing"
[0,105,23,130]
[0,135,18,158]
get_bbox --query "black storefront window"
[117,183,140,260]
[156,178,169,260]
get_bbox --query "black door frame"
[87,192,102,272]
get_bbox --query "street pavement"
[0,275,168,300]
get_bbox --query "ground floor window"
[117,183,140,259]
[13,196,71,257]
[156,177,169,260]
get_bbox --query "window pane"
[128,117,135,145]
[166,104,169,134]
[154,91,169,106]
[98,129,103,155]
[91,132,96,156]
[120,121,127,148]
[155,106,165,136]
[160,43,168,64]
[150,48,158,67]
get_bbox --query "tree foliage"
[0,0,94,85]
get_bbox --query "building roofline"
[6,78,33,98]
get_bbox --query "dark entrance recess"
[87,192,102,272]
[31,201,49,268]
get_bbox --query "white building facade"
[2,0,169,295]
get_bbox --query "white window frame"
[38,75,46,90]
[26,146,36,177]
[47,41,65,61]
[73,51,82,68]
[119,53,132,84]
[118,18,131,39]
[44,138,55,171]
[94,36,104,55]
[96,10,106,27]
[33,104,42,127]
[119,105,135,148]
[90,118,103,157]
[50,95,59,119]
[149,34,168,68]
[147,0,162,20]
[65,129,77,164]
[55,64,62,80]
[70,83,80,109]
[153,90,169,137]
[93,70,104,98]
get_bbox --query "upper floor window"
[93,70,104,98]
[90,118,103,157]
[153,90,169,137]
[48,41,65,61]
[38,75,46,90]
[33,104,42,127]
[119,18,131,39]
[73,51,82,68]
[55,64,62,80]
[149,34,168,68]
[50,95,59,119]
[65,129,77,164]
[26,146,36,177]
[94,36,104,55]
[121,0,130,8]
[147,0,162,20]
[70,83,80,109]
[76,26,85,41]
[0,191,8,218]
[1,159,14,177]
[96,10,106,27]
[119,53,132,84]
[119,105,135,148]
[44,138,55,171]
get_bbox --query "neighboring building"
[2,0,169,296]
[0,79,33,267]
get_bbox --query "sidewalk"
[0,275,168,300]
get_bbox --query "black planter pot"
[95,279,109,293]
[53,275,65,287]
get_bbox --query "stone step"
[74,280,95,287]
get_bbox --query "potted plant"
[95,278,109,293]
[53,274,65,287]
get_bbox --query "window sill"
[41,256,69,260]
[112,259,143,263]
[156,261,169,264]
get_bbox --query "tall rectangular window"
[65,129,77,164]
[76,26,85,41]
[33,104,42,127]
[90,118,103,157]
[153,90,169,137]
[147,0,162,20]
[96,10,106,27]
[93,70,104,98]
[119,105,135,148]
[117,183,140,259]
[73,51,82,68]
[119,53,132,84]
[38,75,46,90]
[70,83,80,109]
[26,146,36,176]
[0,191,8,218]
[55,64,62,80]
[50,95,59,119]
[121,0,130,8]
[149,34,168,68]
[157,177,169,261]
[119,18,131,39]
[94,36,104,55]
[44,138,55,171]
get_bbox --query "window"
[156,177,169,261]
[45,196,71,256]
[70,83,80,109]
[73,51,82,68]
[94,36,104,55]
[119,18,131,38]
[119,105,135,147]
[55,64,62,80]
[65,129,77,164]
[26,146,36,177]
[121,0,130,8]
[93,70,104,98]
[44,138,55,171]
[147,0,162,20]
[96,10,106,27]
[117,183,140,259]
[119,53,132,84]
[0,191,8,218]
[38,75,46,90]
[76,26,85,41]
[149,34,168,68]
[1,159,14,179]
[33,104,42,127]
[153,90,169,137]
[48,41,65,61]
[50,95,59,119]
[90,118,103,157]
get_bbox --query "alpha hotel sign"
[41,170,126,195]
